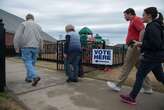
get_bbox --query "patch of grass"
[0,92,10,101]
[85,69,164,93]
[0,92,24,110]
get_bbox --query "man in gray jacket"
[14,14,43,86]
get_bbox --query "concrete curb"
[6,87,31,110]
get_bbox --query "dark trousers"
[64,53,80,80]
[130,60,164,99]
[78,56,84,77]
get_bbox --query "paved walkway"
[6,58,164,110]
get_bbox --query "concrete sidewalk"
[6,59,164,110]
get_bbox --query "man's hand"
[64,54,67,58]
[133,40,142,46]
[15,48,20,53]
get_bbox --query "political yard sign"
[92,49,113,65]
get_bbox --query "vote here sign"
[92,49,113,65]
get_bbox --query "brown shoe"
[32,77,41,86]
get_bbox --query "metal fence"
[106,45,126,66]
[56,40,65,70]
[56,40,126,70]
[38,43,57,61]
[6,45,16,57]
[56,40,106,70]
[5,40,127,71]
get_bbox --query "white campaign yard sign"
[92,49,113,65]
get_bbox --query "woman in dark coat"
[120,7,164,105]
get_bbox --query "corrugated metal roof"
[0,9,24,33]
[0,9,57,42]
[41,31,57,43]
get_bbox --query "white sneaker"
[141,88,153,94]
[107,81,121,92]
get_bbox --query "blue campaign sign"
[92,49,113,65]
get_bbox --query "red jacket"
[126,16,145,44]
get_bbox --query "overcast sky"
[1,0,164,43]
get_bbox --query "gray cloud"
[0,0,164,43]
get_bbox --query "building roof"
[41,31,57,42]
[0,9,24,33]
[0,9,57,43]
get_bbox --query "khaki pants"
[117,46,152,90]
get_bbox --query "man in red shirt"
[107,8,152,93]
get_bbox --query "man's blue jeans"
[21,48,39,80]
[64,53,80,80]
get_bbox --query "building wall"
[5,32,14,46]
[5,32,15,56]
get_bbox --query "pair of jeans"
[64,53,80,80]
[130,60,164,99]
[21,48,39,80]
